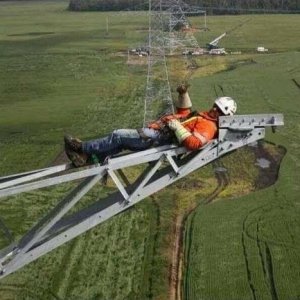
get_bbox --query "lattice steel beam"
[0,114,283,279]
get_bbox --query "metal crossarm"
[0,114,283,278]
[0,164,72,189]
[219,114,284,129]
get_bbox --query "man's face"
[208,105,224,119]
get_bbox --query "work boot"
[65,148,88,168]
[64,135,83,153]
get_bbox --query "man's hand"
[167,119,182,131]
[176,84,190,95]
[167,119,192,143]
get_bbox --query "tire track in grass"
[265,244,279,300]
[292,78,300,90]
[183,210,196,300]
[241,171,283,300]
[256,212,279,300]
[245,210,300,250]
[258,86,300,119]
[53,237,84,298]
[0,283,41,299]
[180,160,229,300]
[206,160,230,205]
[242,205,271,300]
[242,215,257,300]
[240,183,298,300]
[256,219,267,279]
[102,218,128,299]
[147,197,160,300]
[169,214,183,300]
[0,283,26,294]
[244,204,299,300]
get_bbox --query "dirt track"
[169,141,286,300]
[169,159,229,300]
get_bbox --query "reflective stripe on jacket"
[181,112,218,150]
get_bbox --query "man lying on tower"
[64,84,237,167]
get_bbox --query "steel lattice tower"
[144,0,205,125]
[144,0,173,126]
[166,1,205,53]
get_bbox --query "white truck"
[209,48,227,55]
[256,46,268,53]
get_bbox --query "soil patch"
[250,141,286,189]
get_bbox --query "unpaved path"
[169,160,229,300]
[169,215,183,300]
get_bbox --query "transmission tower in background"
[166,1,205,53]
[144,0,205,126]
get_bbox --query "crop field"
[0,1,299,299]
[183,19,300,300]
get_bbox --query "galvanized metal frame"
[0,113,283,279]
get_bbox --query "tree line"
[68,0,300,13]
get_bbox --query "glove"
[168,119,191,143]
[176,83,190,95]
[167,119,181,131]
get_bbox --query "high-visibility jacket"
[148,108,218,150]
[148,107,191,130]
[181,112,218,150]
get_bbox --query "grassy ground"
[183,18,300,300]
[0,1,148,175]
[0,1,299,299]
[0,2,155,299]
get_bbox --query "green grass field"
[183,17,300,300]
[0,1,300,299]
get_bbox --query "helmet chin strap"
[207,107,221,119]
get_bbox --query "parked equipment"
[207,32,227,49]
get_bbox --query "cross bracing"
[164,1,205,52]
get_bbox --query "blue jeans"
[82,128,171,158]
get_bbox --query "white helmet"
[214,97,237,116]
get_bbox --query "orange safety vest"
[147,107,191,130]
[181,112,218,150]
